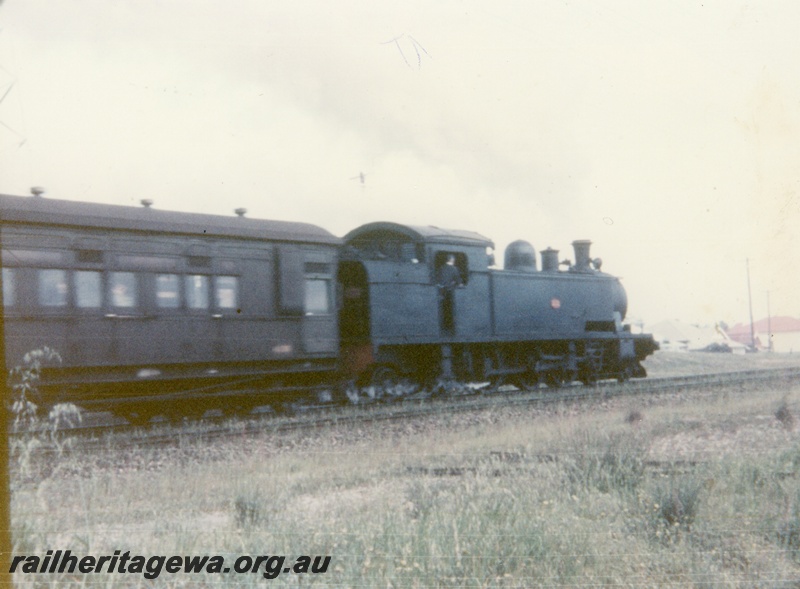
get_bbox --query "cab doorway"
[337,261,372,376]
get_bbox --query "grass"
[10,351,800,587]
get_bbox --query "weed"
[776,399,795,430]
[8,346,61,430]
[625,408,644,425]
[646,475,705,540]
[771,489,800,558]
[7,348,81,481]
[233,492,264,527]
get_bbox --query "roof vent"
[234,208,247,217]
[140,199,153,208]
[31,186,45,198]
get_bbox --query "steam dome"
[504,240,537,272]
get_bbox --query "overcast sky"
[1,1,798,328]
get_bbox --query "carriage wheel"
[122,408,154,426]
[579,366,598,386]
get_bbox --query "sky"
[1,0,798,328]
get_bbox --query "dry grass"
[10,353,800,587]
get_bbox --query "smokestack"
[571,240,592,272]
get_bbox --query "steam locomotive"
[0,192,657,422]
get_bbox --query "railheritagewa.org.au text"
[10,550,331,580]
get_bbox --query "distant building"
[727,316,800,353]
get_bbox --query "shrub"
[645,475,705,541]
[7,348,82,480]
[234,491,266,527]
[776,400,795,430]
[7,346,61,430]
[625,409,644,425]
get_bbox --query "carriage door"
[337,261,372,376]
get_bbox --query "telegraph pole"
[746,259,756,351]
[767,290,773,352]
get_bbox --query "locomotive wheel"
[367,365,419,400]
[358,365,396,402]
[544,369,577,389]
[272,401,298,416]
[544,372,564,389]
[369,365,399,388]
[617,364,634,383]
[431,379,472,397]
[167,405,207,423]
[487,375,508,390]
[331,381,361,405]
[512,371,539,391]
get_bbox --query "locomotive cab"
[338,222,494,382]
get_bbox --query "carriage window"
[38,269,68,307]
[185,275,209,309]
[2,268,15,307]
[109,272,137,308]
[75,271,102,308]
[305,279,330,315]
[156,274,181,308]
[215,276,238,309]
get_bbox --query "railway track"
[12,365,800,454]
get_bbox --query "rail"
[10,366,800,457]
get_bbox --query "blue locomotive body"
[339,222,656,387]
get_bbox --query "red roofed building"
[727,316,800,353]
